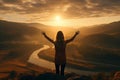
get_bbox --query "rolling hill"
[77,21,120,67]
[0,20,45,62]
[79,21,120,36]
[0,20,43,42]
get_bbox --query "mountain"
[0,20,45,63]
[0,20,42,42]
[80,21,120,35]
[77,21,120,67]
[79,21,120,49]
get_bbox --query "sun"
[54,15,62,26]
[55,16,61,22]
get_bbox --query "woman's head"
[56,31,64,41]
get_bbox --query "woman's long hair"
[56,31,64,42]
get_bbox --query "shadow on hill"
[0,71,94,80]
[1,69,120,80]
[17,72,95,80]
[35,73,65,80]
[17,72,66,80]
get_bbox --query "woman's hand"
[42,32,46,35]
[75,31,80,35]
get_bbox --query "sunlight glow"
[55,16,61,22]
[54,15,62,27]
[40,16,120,28]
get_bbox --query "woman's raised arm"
[65,31,79,44]
[42,32,55,44]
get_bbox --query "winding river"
[28,45,96,75]
[28,45,55,70]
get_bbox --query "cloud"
[63,0,120,18]
[0,17,3,20]
[2,0,22,4]
[0,0,120,20]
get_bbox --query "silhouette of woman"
[42,31,79,76]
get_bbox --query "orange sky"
[41,16,120,27]
[1,13,120,28]
[0,0,120,27]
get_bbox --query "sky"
[0,0,120,27]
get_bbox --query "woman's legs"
[61,64,66,76]
[55,64,66,76]
[55,64,60,75]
